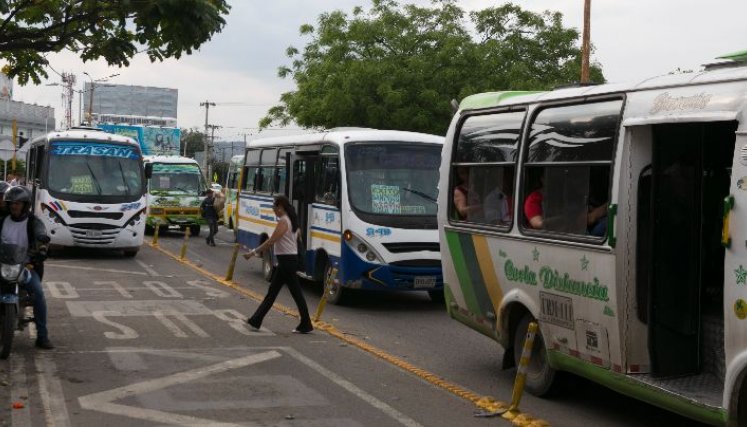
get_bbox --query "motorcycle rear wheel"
[1,304,17,359]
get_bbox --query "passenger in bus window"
[524,174,544,229]
[483,187,511,224]
[453,167,482,220]
[587,203,608,236]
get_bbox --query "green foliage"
[180,127,207,159]
[261,0,604,135]
[0,0,231,85]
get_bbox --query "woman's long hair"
[274,195,299,232]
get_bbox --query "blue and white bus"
[236,129,444,304]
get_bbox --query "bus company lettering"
[52,143,138,159]
[539,267,609,302]
[649,92,712,114]
[504,260,537,286]
[503,259,610,302]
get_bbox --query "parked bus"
[438,57,747,425]
[237,129,444,304]
[25,127,147,257]
[223,154,244,230]
[142,156,207,236]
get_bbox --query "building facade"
[82,83,178,126]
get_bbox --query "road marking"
[67,300,212,317]
[78,351,282,426]
[45,263,148,276]
[93,281,133,299]
[213,309,274,336]
[143,281,183,298]
[10,357,31,427]
[185,279,230,298]
[92,311,139,340]
[135,259,160,276]
[154,310,209,338]
[45,281,80,299]
[35,355,72,427]
[284,347,423,427]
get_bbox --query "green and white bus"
[143,155,207,235]
[438,55,747,425]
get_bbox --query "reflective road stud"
[179,226,191,260]
[313,266,338,322]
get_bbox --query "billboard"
[98,124,180,156]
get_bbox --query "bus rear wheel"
[513,314,556,396]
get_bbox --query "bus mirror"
[144,163,153,179]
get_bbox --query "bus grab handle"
[722,195,735,248]
[607,204,618,247]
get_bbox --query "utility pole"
[207,124,221,182]
[580,0,591,83]
[200,101,216,181]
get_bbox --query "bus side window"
[520,100,621,238]
[450,111,523,227]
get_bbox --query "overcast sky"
[11,0,747,141]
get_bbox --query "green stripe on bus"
[445,230,482,314]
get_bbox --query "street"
[0,226,709,426]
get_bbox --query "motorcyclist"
[0,186,53,349]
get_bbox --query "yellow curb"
[146,242,550,426]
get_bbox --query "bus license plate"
[414,276,436,289]
[540,292,574,329]
[86,230,102,238]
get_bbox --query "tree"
[0,0,231,85]
[180,127,206,159]
[260,0,604,135]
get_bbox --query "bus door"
[290,153,318,269]
[647,121,735,377]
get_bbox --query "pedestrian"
[200,189,218,246]
[244,195,313,334]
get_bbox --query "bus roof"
[457,61,747,111]
[246,129,443,149]
[31,127,139,147]
[143,155,199,165]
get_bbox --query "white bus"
[438,57,747,425]
[237,129,444,304]
[143,155,207,236]
[223,154,244,230]
[25,127,147,257]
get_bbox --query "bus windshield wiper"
[85,162,103,195]
[402,187,437,203]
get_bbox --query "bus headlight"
[357,243,368,253]
[366,252,376,262]
[41,204,66,225]
[344,230,383,264]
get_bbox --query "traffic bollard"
[502,321,538,419]
[151,221,161,246]
[313,266,337,322]
[179,226,191,260]
[225,243,240,281]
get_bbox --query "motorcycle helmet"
[0,181,10,195]
[4,186,31,221]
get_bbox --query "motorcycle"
[0,243,36,359]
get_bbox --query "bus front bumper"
[46,223,144,249]
[339,246,443,291]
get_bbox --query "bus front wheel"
[513,314,556,396]
[262,251,274,282]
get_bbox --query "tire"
[324,263,346,305]
[261,250,275,282]
[189,225,200,237]
[145,224,154,235]
[428,289,445,303]
[228,217,234,230]
[123,249,138,258]
[513,314,556,396]
[1,304,17,360]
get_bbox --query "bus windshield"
[150,163,205,195]
[345,142,441,217]
[48,141,143,201]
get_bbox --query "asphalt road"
[0,225,709,426]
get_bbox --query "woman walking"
[244,195,313,333]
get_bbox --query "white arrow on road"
[78,350,282,426]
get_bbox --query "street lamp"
[83,72,119,125]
